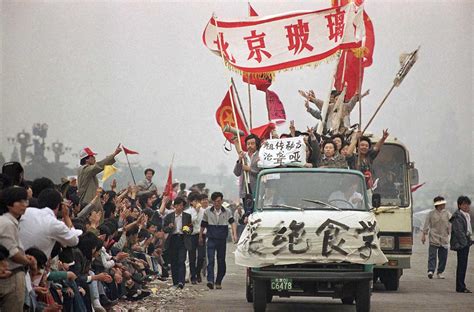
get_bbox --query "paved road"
[192,234,474,311]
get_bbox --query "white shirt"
[460,210,472,235]
[19,207,82,258]
[185,206,205,235]
[173,213,183,234]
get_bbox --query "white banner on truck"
[258,137,306,168]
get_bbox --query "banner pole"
[247,73,253,129]
[124,152,136,186]
[214,14,250,194]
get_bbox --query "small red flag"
[122,146,139,155]
[250,122,275,140]
[163,167,173,197]
[248,3,259,17]
[265,90,286,124]
[411,182,426,193]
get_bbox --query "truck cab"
[236,168,387,312]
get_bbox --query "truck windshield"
[256,171,368,211]
[372,144,410,207]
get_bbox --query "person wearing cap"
[450,196,472,293]
[77,145,121,206]
[19,188,82,259]
[422,196,451,279]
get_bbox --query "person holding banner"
[233,134,261,217]
[77,145,122,206]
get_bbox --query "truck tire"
[382,269,401,291]
[355,280,371,312]
[253,279,267,312]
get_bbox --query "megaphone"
[222,124,245,137]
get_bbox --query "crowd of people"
[0,146,240,312]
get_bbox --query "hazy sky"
[0,0,472,185]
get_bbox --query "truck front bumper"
[251,270,373,282]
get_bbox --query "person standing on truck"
[421,196,451,279]
[346,129,389,189]
[233,134,261,217]
[450,196,472,293]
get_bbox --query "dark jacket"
[163,212,192,251]
[450,210,472,251]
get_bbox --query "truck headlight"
[379,236,395,250]
[398,236,413,249]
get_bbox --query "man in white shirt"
[185,192,206,284]
[20,188,82,259]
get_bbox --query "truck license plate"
[271,278,293,291]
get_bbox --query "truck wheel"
[382,269,401,291]
[253,279,267,312]
[341,297,355,304]
[246,270,253,303]
[355,280,371,312]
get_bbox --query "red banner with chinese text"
[203,3,364,75]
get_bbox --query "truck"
[370,136,418,290]
[236,167,388,312]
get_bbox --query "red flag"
[122,145,139,155]
[250,122,275,140]
[248,3,259,17]
[215,86,249,150]
[334,7,375,100]
[411,182,426,193]
[265,90,286,124]
[163,167,173,197]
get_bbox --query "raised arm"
[374,129,389,152]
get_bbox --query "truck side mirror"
[409,168,419,185]
[372,193,381,208]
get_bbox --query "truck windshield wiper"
[263,204,304,211]
[301,199,341,211]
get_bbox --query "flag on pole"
[411,182,426,193]
[250,122,275,140]
[101,165,118,182]
[163,167,173,197]
[215,85,249,150]
[333,0,375,100]
[248,2,259,17]
[122,146,139,155]
[265,90,286,124]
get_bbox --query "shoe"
[437,273,445,279]
[428,271,433,279]
[191,280,197,285]
[215,284,222,290]
[99,295,118,308]
[178,283,184,289]
[456,288,472,293]
[197,275,202,283]
[92,304,106,312]
[207,282,214,289]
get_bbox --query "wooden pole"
[231,77,249,131]
[317,51,342,135]
[247,73,253,129]
[124,152,136,185]
[214,15,250,194]
[362,83,396,134]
